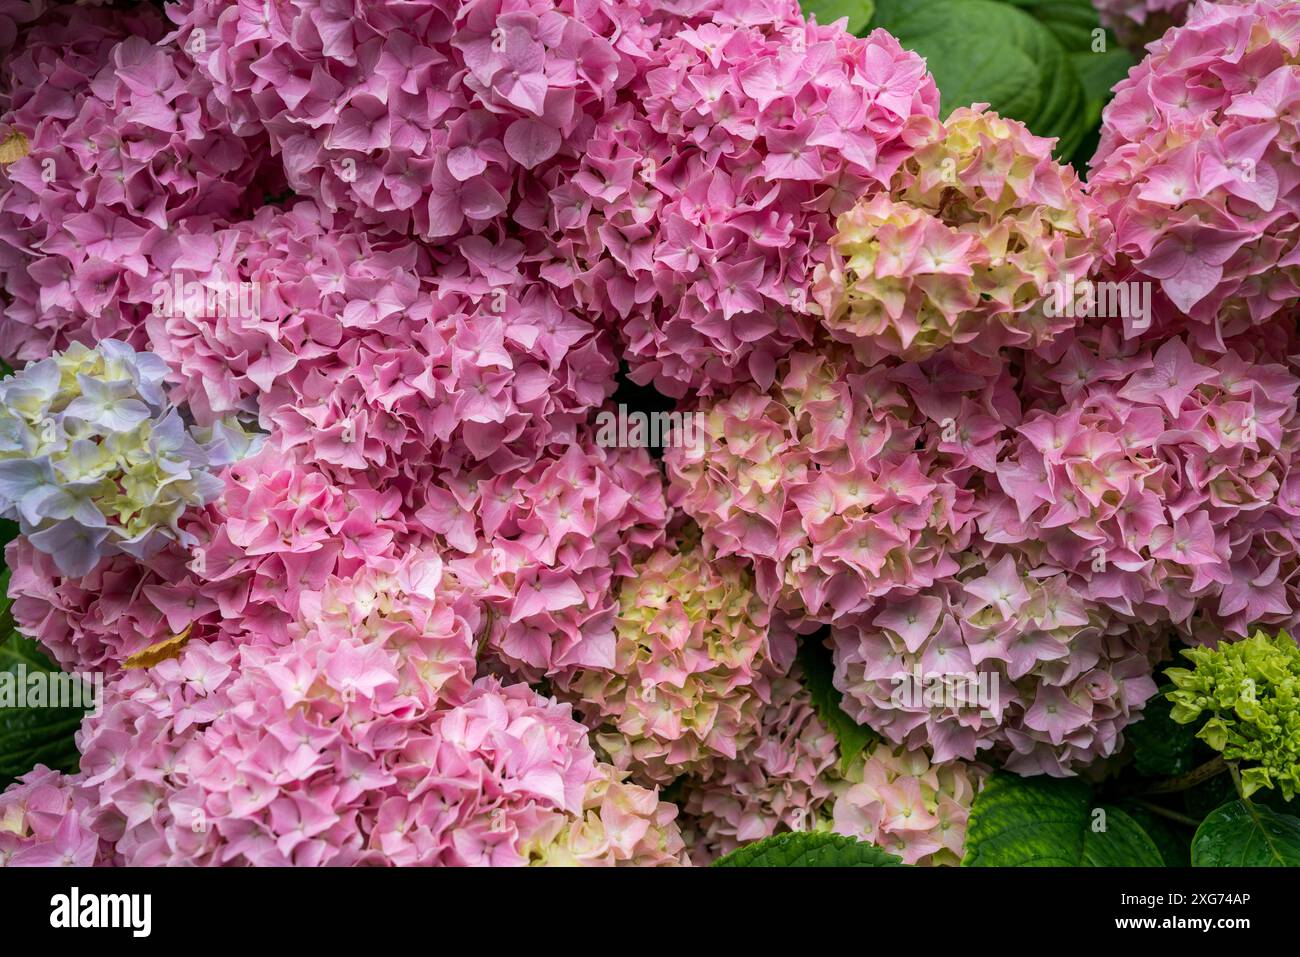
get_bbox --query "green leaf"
[868,0,1089,158]
[797,633,878,774]
[713,831,904,867]
[1067,41,1135,173]
[1006,0,1107,50]
[1127,686,1199,777]
[803,0,876,33]
[1071,46,1135,105]
[861,0,1138,163]
[1007,0,1136,108]
[1192,800,1300,867]
[0,630,88,788]
[963,773,1165,866]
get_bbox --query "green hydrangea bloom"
[1166,631,1300,800]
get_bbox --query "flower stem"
[1130,798,1202,829]
[1228,761,1243,799]
[1139,756,1228,795]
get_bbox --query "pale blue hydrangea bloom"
[0,340,263,576]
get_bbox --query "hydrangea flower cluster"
[0,340,257,576]
[5,0,1300,870]
[665,344,1014,622]
[1088,0,1300,342]
[20,660,685,865]
[170,0,707,243]
[548,5,940,395]
[814,107,1099,361]
[1167,629,1300,799]
[988,324,1300,640]
[679,671,839,862]
[144,203,618,477]
[568,540,784,784]
[830,744,985,866]
[0,8,275,362]
[830,554,1166,775]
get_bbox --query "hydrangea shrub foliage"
[1,0,1299,869]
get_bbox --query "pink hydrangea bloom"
[548,4,939,395]
[814,106,1099,361]
[167,0,723,243]
[680,670,838,862]
[831,745,985,866]
[988,323,1300,639]
[69,559,476,866]
[22,545,496,866]
[66,662,684,866]
[435,435,669,680]
[565,539,789,785]
[1088,0,1300,342]
[145,203,617,476]
[5,445,416,674]
[1092,0,1207,51]
[830,553,1166,775]
[666,344,1013,623]
[0,766,106,867]
[0,9,276,364]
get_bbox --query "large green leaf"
[1008,0,1110,49]
[797,633,879,774]
[1020,0,1135,171]
[713,831,904,867]
[1192,800,1300,867]
[1002,0,1135,105]
[803,0,876,33]
[1071,45,1135,106]
[0,629,88,789]
[868,0,1090,159]
[963,773,1165,866]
